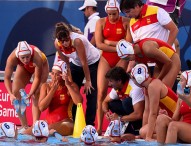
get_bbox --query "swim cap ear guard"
[131,64,149,84]
[116,39,134,59]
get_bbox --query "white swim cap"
[32,120,49,138]
[104,120,122,137]
[0,122,17,138]
[80,125,98,145]
[131,64,149,84]
[116,39,134,59]
[15,41,33,58]
[181,70,191,87]
[105,0,120,12]
[52,61,67,74]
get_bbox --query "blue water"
[0,134,189,146]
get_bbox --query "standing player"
[4,41,49,133]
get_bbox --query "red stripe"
[131,14,158,32]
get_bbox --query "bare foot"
[110,136,121,143]
[121,133,135,141]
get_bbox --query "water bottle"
[184,85,190,95]
[20,99,26,115]
[177,82,183,95]
[19,89,30,106]
[13,99,20,113]
[53,132,63,141]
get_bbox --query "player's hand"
[51,79,59,91]
[10,94,16,105]
[109,113,119,121]
[84,80,94,95]
[105,112,111,121]
[62,72,71,86]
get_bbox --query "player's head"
[0,122,18,139]
[131,64,149,85]
[52,61,67,74]
[80,125,98,145]
[51,61,67,81]
[106,67,130,90]
[15,41,33,65]
[15,41,32,57]
[116,39,134,61]
[32,120,49,142]
[105,0,120,13]
[104,119,122,142]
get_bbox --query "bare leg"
[32,61,49,123]
[96,58,128,135]
[32,95,41,124]
[12,65,31,127]
[24,119,74,136]
[96,57,111,135]
[49,118,74,136]
[139,124,148,139]
[139,124,157,140]
[156,114,172,144]
[165,121,191,144]
[162,53,181,88]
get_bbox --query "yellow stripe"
[68,99,73,119]
[160,96,177,113]
[159,47,174,58]
[145,6,158,16]
[41,52,47,63]
[130,6,158,26]
[124,84,132,95]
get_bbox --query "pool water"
[0,134,189,146]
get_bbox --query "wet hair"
[55,22,70,41]
[120,0,144,13]
[105,67,129,84]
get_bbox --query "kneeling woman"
[38,61,82,136]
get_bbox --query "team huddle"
[1,0,190,145]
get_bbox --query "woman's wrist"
[119,116,124,122]
[86,79,91,82]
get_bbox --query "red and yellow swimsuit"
[102,16,126,67]
[180,101,191,124]
[159,87,178,117]
[46,85,73,124]
[135,38,175,65]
